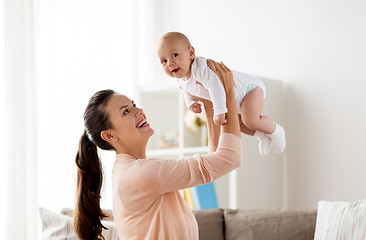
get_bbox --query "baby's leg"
[241,87,285,154]
[240,87,275,134]
[236,115,273,155]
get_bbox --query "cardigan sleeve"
[156,133,241,194]
[112,133,241,212]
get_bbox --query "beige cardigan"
[112,133,242,240]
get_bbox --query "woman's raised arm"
[206,60,240,137]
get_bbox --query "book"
[190,182,219,210]
[183,188,195,210]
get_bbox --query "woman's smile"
[136,117,149,128]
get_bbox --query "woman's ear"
[101,130,117,143]
[189,46,195,60]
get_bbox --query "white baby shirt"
[176,56,266,116]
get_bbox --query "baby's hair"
[161,31,191,47]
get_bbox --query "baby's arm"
[183,91,203,113]
[183,91,199,112]
[190,102,202,113]
[199,62,228,124]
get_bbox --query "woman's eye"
[133,103,136,107]
[123,109,130,115]
[173,53,178,58]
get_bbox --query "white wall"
[161,0,366,209]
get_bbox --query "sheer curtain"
[1,0,161,238]
[36,0,154,214]
[36,0,138,213]
[1,0,38,239]
[0,1,6,239]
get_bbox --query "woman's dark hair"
[74,89,115,240]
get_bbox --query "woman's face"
[104,94,154,150]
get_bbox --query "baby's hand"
[214,114,227,125]
[190,103,202,113]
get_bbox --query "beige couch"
[62,208,317,240]
[193,208,317,240]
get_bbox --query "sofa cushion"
[39,207,119,240]
[193,209,225,240]
[224,209,317,240]
[61,208,114,221]
[314,199,366,240]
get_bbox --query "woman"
[74,60,242,240]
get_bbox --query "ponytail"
[74,89,115,239]
[74,131,107,240]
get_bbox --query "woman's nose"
[135,108,144,117]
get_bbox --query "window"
[37,0,139,212]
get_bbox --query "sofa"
[57,208,317,240]
[40,199,366,239]
[193,208,317,240]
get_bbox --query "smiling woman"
[73,60,243,240]
[74,90,156,239]
[100,94,155,157]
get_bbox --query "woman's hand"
[206,59,234,93]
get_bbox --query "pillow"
[61,208,114,221]
[314,199,366,240]
[39,208,119,240]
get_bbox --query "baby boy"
[157,32,285,155]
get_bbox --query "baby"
[157,32,285,155]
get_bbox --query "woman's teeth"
[137,119,147,128]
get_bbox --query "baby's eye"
[161,59,167,64]
[172,53,178,58]
[133,103,136,107]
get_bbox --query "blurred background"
[1,0,366,238]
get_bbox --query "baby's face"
[158,38,194,80]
